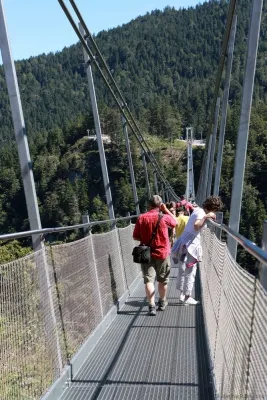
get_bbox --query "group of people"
[133,194,222,315]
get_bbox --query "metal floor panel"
[60,266,214,400]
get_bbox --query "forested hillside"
[0,0,267,269]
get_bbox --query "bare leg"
[158,281,167,301]
[145,282,155,305]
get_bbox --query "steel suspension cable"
[197,0,238,198]
[68,0,173,194]
[58,0,179,201]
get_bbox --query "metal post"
[207,97,220,197]
[122,115,140,215]
[228,0,263,259]
[79,23,115,228]
[259,221,267,290]
[186,127,195,201]
[166,190,170,203]
[186,127,189,200]
[196,162,204,205]
[141,150,151,199]
[215,212,224,241]
[127,211,131,225]
[154,171,159,194]
[88,225,104,319]
[161,183,166,203]
[0,0,42,250]
[214,15,237,196]
[202,135,212,203]
[115,228,128,293]
[82,214,90,236]
[0,3,63,372]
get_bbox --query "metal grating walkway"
[60,266,214,400]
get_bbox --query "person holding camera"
[172,196,222,305]
[133,195,177,316]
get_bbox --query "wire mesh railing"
[0,224,140,399]
[200,225,267,399]
[0,249,62,400]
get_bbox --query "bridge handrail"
[0,214,138,241]
[208,219,267,266]
[1,213,266,266]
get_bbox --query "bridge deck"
[60,267,214,400]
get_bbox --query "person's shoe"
[184,297,199,305]
[148,304,156,316]
[158,299,168,311]
[179,293,185,302]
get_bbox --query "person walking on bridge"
[172,196,222,305]
[175,206,189,240]
[133,195,177,316]
[166,201,177,246]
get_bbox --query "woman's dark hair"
[166,201,176,210]
[202,196,222,212]
[176,205,189,216]
[169,201,176,209]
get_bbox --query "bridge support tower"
[185,127,195,201]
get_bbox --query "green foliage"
[0,241,32,264]
[0,0,266,275]
[91,195,110,233]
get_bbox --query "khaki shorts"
[141,256,171,284]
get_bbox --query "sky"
[2,0,204,60]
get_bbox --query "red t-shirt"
[133,208,176,260]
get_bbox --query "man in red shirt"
[133,195,177,315]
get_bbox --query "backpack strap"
[148,213,163,246]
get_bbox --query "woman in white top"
[171,196,222,305]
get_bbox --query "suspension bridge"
[0,0,267,399]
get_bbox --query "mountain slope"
[0,0,266,272]
[0,0,261,142]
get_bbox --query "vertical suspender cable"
[196,0,237,198]
[79,23,116,229]
[213,15,237,197]
[228,0,263,259]
[207,97,221,197]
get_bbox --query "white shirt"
[183,207,206,237]
[172,207,206,261]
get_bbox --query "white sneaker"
[179,293,185,302]
[184,297,199,305]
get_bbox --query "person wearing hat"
[133,195,177,315]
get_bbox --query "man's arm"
[194,212,216,231]
[133,218,141,241]
[160,204,177,226]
